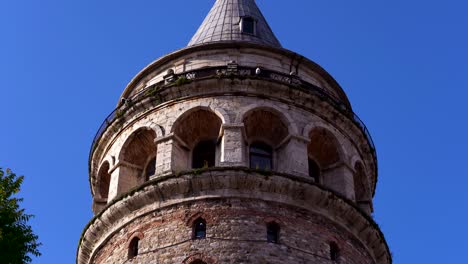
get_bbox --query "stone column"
[220,124,246,167]
[107,161,143,201]
[170,133,190,172]
[322,163,355,200]
[275,135,310,177]
[154,134,176,177]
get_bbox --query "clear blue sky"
[1,0,467,263]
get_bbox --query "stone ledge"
[78,168,391,264]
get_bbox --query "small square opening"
[241,17,255,35]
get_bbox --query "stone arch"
[263,216,284,226]
[183,253,216,264]
[303,123,349,158]
[185,212,211,227]
[127,232,144,260]
[171,105,229,133]
[119,127,157,166]
[213,106,230,124]
[171,107,223,170]
[148,122,165,138]
[116,127,157,195]
[353,161,372,214]
[242,106,292,171]
[237,103,298,135]
[307,127,343,170]
[306,126,354,198]
[239,104,297,172]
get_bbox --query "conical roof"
[188,0,282,48]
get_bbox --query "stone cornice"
[78,168,391,264]
[120,42,349,107]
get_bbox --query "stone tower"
[78,0,391,263]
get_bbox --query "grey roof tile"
[188,0,281,48]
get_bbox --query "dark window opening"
[145,157,156,180]
[192,140,216,169]
[193,218,206,239]
[330,242,339,261]
[98,162,111,200]
[308,158,320,183]
[241,17,255,34]
[250,142,272,170]
[266,222,280,243]
[191,261,207,264]
[128,237,140,259]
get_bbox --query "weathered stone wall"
[123,43,348,105]
[78,170,390,264]
[94,199,374,264]
[80,43,389,264]
[92,91,371,205]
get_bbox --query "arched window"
[330,242,339,262]
[192,140,216,169]
[145,157,156,180]
[243,109,289,171]
[266,222,280,243]
[308,158,320,183]
[307,128,344,194]
[250,142,272,170]
[193,218,206,239]
[98,162,111,200]
[118,128,157,194]
[172,108,222,170]
[128,237,140,259]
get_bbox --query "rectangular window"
[241,17,255,35]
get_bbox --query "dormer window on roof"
[240,17,256,35]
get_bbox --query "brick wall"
[94,199,374,264]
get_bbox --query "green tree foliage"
[0,168,41,263]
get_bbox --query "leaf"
[0,168,41,263]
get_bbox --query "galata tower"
[78,0,391,263]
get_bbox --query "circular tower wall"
[78,1,391,263]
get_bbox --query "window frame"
[249,141,273,170]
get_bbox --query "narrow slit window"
[266,222,280,243]
[128,237,140,259]
[330,242,339,262]
[241,17,255,34]
[193,218,207,239]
